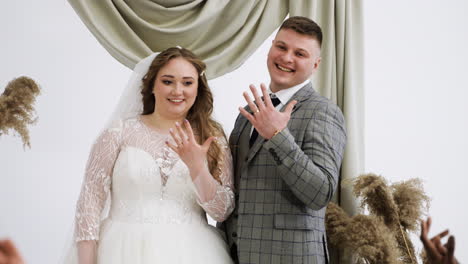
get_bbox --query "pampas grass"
[326,173,430,264]
[0,76,41,147]
[327,202,402,264]
[392,179,429,231]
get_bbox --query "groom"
[220,16,347,264]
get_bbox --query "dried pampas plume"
[0,76,41,148]
[327,202,401,264]
[326,173,430,264]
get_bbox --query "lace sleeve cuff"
[197,184,235,222]
[192,137,235,221]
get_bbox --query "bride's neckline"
[138,115,171,135]
[138,115,201,140]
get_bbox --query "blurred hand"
[0,239,24,264]
[420,217,458,264]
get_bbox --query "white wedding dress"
[64,117,234,263]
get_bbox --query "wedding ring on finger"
[254,110,260,114]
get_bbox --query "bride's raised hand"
[166,120,215,179]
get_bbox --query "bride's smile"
[153,57,198,120]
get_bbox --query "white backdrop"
[1,1,467,263]
[365,1,468,262]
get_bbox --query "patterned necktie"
[249,95,281,147]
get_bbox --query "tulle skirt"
[64,218,233,264]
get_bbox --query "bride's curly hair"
[141,47,226,183]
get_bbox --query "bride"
[65,47,235,263]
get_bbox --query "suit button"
[269,148,274,153]
[232,232,237,238]
[234,213,238,219]
[244,157,248,162]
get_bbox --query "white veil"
[106,52,160,127]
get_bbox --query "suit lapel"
[229,110,252,163]
[282,82,315,113]
[231,110,252,144]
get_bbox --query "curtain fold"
[68,1,364,263]
[68,0,289,79]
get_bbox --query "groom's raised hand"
[239,83,297,140]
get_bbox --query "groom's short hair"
[279,16,323,47]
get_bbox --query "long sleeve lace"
[191,138,234,222]
[74,123,122,241]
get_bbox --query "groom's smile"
[267,28,321,92]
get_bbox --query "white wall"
[365,1,468,261]
[0,1,131,262]
[0,1,466,263]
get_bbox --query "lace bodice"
[74,117,234,241]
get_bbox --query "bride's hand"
[166,120,215,179]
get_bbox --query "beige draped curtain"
[68,0,364,262]
[68,0,290,79]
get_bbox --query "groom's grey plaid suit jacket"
[218,83,346,264]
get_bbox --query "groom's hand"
[239,83,297,140]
